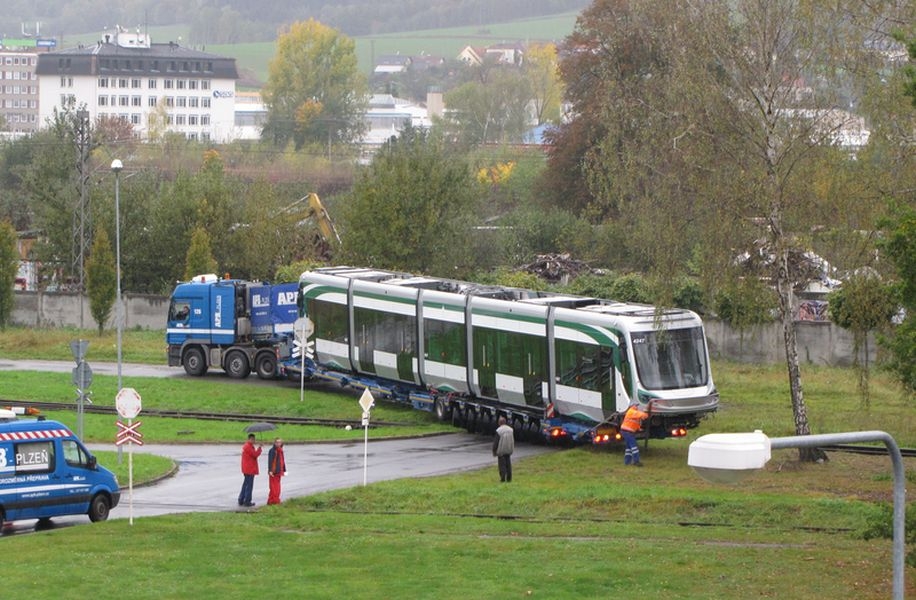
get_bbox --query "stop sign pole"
[116,387,142,525]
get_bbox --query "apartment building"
[36,28,239,142]
[0,48,40,136]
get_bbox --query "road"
[0,359,555,533]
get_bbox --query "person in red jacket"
[238,433,262,507]
[620,400,652,467]
[266,438,287,505]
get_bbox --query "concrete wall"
[10,291,870,366]
[12,291,168,331]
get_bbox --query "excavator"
[284,192,341,260]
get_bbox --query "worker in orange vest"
[620,400,653,466]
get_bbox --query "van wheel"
[255,354,277,380]
[225,351,251,379]
[88,494,110,522]
[183,347,208,377]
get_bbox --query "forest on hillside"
[3,0,588,44]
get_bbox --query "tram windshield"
[630,326,708,390]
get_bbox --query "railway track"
[0,400,409,428]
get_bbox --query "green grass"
[1,326,913,597]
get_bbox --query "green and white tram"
[293,267,718,443]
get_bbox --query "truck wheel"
[255,354,277,380]
[88,494,110,522]
[183,347,208,377]
[226,351,251,379]
[434,398,451,422]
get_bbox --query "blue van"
[0,415,120,525]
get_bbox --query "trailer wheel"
[183,347,208,377]
[255,354,277,380]
[88,494,110,522]
[225,351,251,379]
[434,398,452,422]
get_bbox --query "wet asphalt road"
[0,359,554,533]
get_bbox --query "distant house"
[373,54,412,75]
[458,43,525,67]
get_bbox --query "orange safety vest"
[620,405,648,433]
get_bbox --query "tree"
[261,19,368,150]
[339,126,481,276]
[555,0,912,460]
[0,220,17,329]
[86,227,116,335]
[184,226,219,281]
[879,205,916,395]
[444,69,533,144]
[524,43,564,126]
[827,272,899,406]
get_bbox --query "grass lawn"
[0,326,913,597]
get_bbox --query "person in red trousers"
[267,437,287,505]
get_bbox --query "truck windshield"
[630,327,708,391]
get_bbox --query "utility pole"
[72,109,91,328]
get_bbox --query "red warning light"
[670,427,687,437]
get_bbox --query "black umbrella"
[244,422,276,434]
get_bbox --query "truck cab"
[0,414,120,526]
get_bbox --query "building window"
[201,114,210,126]
[119,78,128,88]
[119,96,129,107]
[132,96,141,107]
[165,96,174,107]
[189,97,199,108]
[148,79,157,89]
[131,114,141,125]
[99,77,108,88]
[189,115,198,125]
[98,96,108,106]
[189,80,198,90]
[176,97,187,108]
[176,79,186,90]
[148,97,158,107]
[176,114,186,125]
[131,79,141,89]
[151,60,159,71]
[164,79,173,89]
[201,80,210,90]
[188,132,198,141]
[201,97,211,108]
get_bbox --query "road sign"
[358,388,374,413]
[70,340,89,363]
[294,317,314,341]
[116,387,142,419]
[115,420,143,446]
[72,361,93,389]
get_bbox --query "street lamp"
[111,159,123,392]
[688,430,907,600]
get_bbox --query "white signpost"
[115,387,142,525]
[358,388,374,486]
[293,317,314,403]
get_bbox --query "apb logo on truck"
[0,414,120,525]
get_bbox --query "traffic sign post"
[114,388,142,526]
[358,389,374,486]
[70,340,91,440]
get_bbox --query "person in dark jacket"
[266,438,287,505]
[238,433,262,507]
[492,417,515,482]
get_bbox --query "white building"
[0,48,40,136]
[36,29,239,142]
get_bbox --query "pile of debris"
[520,253,591,284]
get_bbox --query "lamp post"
[689,430,906,600]
[110,159,123,392]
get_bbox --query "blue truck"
[166,274,300,379]
[0,413,120,525]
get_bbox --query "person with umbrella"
[237,433,262,507]
[267,437,287,505]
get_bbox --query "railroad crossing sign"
[115,420,143,446]
[116,387,142,420]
